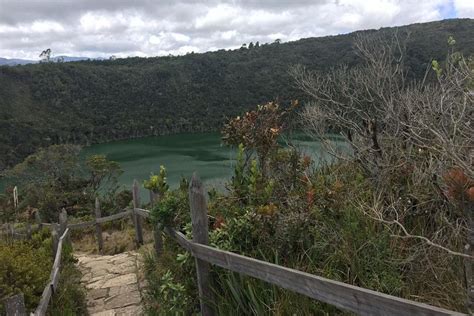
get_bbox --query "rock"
[77,251,143,315]
[87,299,105,313]
[89,288,109,300]
[87,281,106,290]
[104,291,141,310]
[108,262,135,274]
[108,284,139,296]
[91,268,109,278]
[91,309,115,316]
[80,272,92,283]
[101,273,137,288]
[115,304,143,316]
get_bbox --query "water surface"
[81,132,236,191]
[81,132,344,194]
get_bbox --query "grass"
[48,242,88,315]
[71,218,154,255]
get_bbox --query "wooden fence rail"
[131,210,465,315]
[2,206,137,316]
[130,174,466,316]
[34,227,70,316]
[3,173,468,316]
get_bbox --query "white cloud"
[219,30,237,40]
[80,12,115,32]
[31,20,65,33]
[195,4,240,30]
[454,0,474,17]
[0,0,468,59]
[171,33,190,43]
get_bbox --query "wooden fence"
[3,209,71,316]
[2,173,468,316]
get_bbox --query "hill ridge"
[0,18,473,170]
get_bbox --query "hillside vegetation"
[0,228,87,314]
[141,33,472,313]
[1,18,473,170]
[0,23,472,314]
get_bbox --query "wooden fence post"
[95,198,104,254]
[150,190,163,257]
[132,180,144,246]
[189,173,215,316]
[59,208,68,236]
[26,223,32,240]
[8,223,13,239]
[60,209,71,247]
[35,211,42,230]
[51,224,59,256]
[4,293,26,316]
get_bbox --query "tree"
[3,145,124,221]
[293,33,474,311]
[222,100,298,176]
[39,48,51,63]
[86,154,122,194]
[0,20,472,172]
[292,33,473,259]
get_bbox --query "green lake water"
[1,132,345,198]
[81,132,343,193]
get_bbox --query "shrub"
[0,228,87,314]
[0,237,51,312]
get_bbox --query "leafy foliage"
[0,229,87,314]
[143,94,469,313]
[0,19,472,170]
[1,144,126,222]
[86,154,122,192]
[222,101,297,161]
[0,232,51,312]
[143,166,169,196]
[141,241,198,315]
[151,185,189,228]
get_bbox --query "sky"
[0,0,473,60]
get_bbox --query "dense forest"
[0,18,473,170]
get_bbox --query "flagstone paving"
[75,252,146,316]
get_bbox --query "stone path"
[75,252,145,316]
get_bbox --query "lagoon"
[81,132,342,193]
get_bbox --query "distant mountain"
[51,56,105,63]
[0,57,37,66]
[0,56,103,66]
[0,18,473,171]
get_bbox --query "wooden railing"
[35,227,70,316]
[2,173,467,316]
[3,209,71,316]
[131,174,466,316]
[0,202,136,315]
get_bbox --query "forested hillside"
[0,18,473,170]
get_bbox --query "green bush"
[0,229,87,314]
[0,236,51,312]
[142,100,468,313]
[141,245,198,315]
